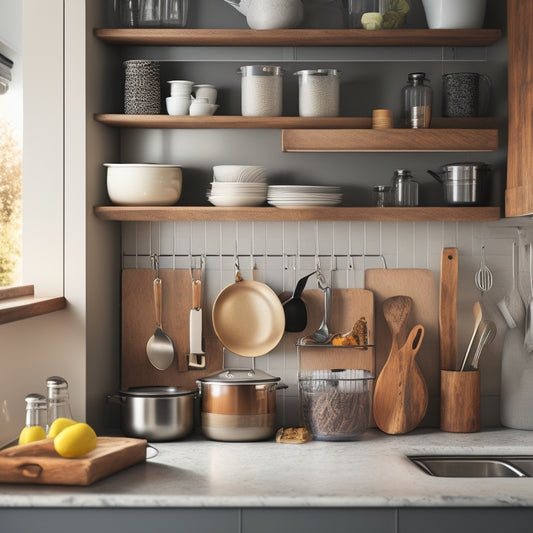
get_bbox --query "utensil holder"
[124,60,161,115]
[440,370,480,432]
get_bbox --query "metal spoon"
[146,260,175,371]
[283,271,316,332]
[311,273,331,344]
[470,320,496,370]
[460,301,483,371]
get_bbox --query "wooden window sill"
[0,285,66,325]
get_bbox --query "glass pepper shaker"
[401,72,432,128]
[24,393,48,431]
[46,376,73,431]
[392,169,419,207]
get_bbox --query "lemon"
[53,422,97,458]
[47,417,77,439]
[361,12,383,30]
[18,425,47,445]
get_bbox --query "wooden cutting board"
[122,269,224,391]
[280,288,375,374]
[0,437,146,485]
[364,268,439,417]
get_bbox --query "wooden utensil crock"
[440,369,480,432]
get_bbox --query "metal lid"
[440,162,491,169]
[294,69,341,77]
[408,72,428,81]
[121,386,196,398]
[238,65,285,76]
[25,393,47,406]
[197,368,280,384]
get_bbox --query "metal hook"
[150,253,159,279]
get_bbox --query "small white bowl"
[194,84,218,104]
[166,96,191,116]
[167,80,194,96]
[105,163,182,206]
[189,100,219,116]
[212,165,268,183]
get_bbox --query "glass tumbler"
[163,0,189,27]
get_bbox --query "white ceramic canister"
[421,0,486,29]
[294,69,341,117]
[239,65,284,117]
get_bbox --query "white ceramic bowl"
[193,84,218,104]
[422,0,487,29]
[167,80,194,96]
[189,101,219,116]
[166,96,191,115]
[105,163,183,206]
[212,165,268,183]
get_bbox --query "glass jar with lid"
[401,72,432,128]
[46,376,73,431]
[294,69,341,117]
[24,393,48,431]
[392,169,419,206]
[344,0,410,29]
[239,65,285,117]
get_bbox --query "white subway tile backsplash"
[122,219,520,427]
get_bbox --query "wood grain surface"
[440,370,481,433]
[439,248,458,371]
[0,437,146,485]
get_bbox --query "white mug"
[193,84,217,104]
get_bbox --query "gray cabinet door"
[242,508,397,533]
[400,508,533,533]
[0,508,240,533]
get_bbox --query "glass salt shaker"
[392,169,419,207]
[24,393,48,431]
[401,72,432,128]
[373,185,394,207]
[46,376,73,431]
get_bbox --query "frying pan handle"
[192,279,202,309]
[154,278,162,328]
[269,382,288,392]
[427,170,443,183]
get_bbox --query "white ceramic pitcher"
[224,0,304,29]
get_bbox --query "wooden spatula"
[373,324,428,435]
[439,248,458,370]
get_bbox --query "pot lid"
[440,162,490,169]
[121,386,195,397]
[198,368,280,384]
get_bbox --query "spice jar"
[239,65,284,117]
[392,169,419,207]
[373,185,394,207]
[294,69,341,117]
[46,376,73,431]
[24,393,47,432]
[345,0,410,29]
[401,72,432,128]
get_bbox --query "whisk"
[475,245,493,293]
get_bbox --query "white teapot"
[224,0,304,30]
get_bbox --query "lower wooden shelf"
[93,206,501,222]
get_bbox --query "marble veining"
[2,428,533,508]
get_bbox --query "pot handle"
[270,382,288,392]
[107,394,125,405]
[427,170,443,183]
[427,170,444,183]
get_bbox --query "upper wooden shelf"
[94,206,501,223]
[95,115,498,130]
[94,28,502,47]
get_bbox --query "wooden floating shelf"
[94,206,501,223]
[282,128,499,152]
[95,114,499,131]
[94,28,502,47]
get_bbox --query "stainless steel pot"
[428,162,491,205]
[197,369,287,442]
[108,386,196,442]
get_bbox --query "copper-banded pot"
[197,369,287,442]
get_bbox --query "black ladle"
[282,271,316,332]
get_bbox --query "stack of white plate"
[208,182,268,207]
[267,185,342,208]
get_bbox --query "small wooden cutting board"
[0,437,147,485]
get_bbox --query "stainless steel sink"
[409,456,533,478]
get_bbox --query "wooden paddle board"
[364,268,439,422]
[0,437,146,485]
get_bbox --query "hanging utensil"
[186,256,206,369]
[311,271,331,344]
[459,301,483,371]
[524,244,533,351]
[146,255,175,371]
[498,241,524,329]
[475,245,493,294]
[470,320,496,370]
[282,270,316,333]
[439,248,458,370]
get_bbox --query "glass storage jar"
[139,0,188,27]
[344,0,410,29]
[392,169,419,206]
[295,69,341,117]
[239,65,284,117]
[401,72,432,128]
[46,376,73,431]
[24,393,48,432]
[373,185,394,207]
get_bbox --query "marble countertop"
[2,428,533,508]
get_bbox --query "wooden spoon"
[382,295,413,351]
[373,324,428,435]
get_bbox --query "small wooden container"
[440,369,480,432]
